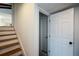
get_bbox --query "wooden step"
[0,42,19,50]
[0,39,19,47]
[0,34,16,36]
[11,51,23,56]
[0,31,16,36]
[0,45,21,56]
[0,35,17,41]
[0,44,20,54]
[0,26,24,56]
[0,37,17,42]
[0,26,14,31]
[0,48,22,56]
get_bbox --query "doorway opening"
[39,12,48,56]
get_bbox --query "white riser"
[0,39,19,47]
[0,44,20,54]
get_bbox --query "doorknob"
[69,41,72,45]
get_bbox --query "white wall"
[13,3,39,56]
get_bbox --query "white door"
[48,8,74,56]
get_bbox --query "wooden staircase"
[0,26,24,56]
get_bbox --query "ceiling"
[37,3,78,14]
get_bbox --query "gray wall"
[74,6,79,56]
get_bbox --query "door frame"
[39,7,49,56]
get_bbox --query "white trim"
[37,4,50,16]
[37,4,50,56]
[14,26,27,56]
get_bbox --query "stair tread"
[0,31,16,35]
[0,34,16,36]
[0,42,19,50]
[0,26,14,31]
[0,39,19,47]
[0,48,22,56]
[0,35,17,41]
[0,37,17,42]
[0,26,24,56]
[0,44,21,54]
[11,51,23,56]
